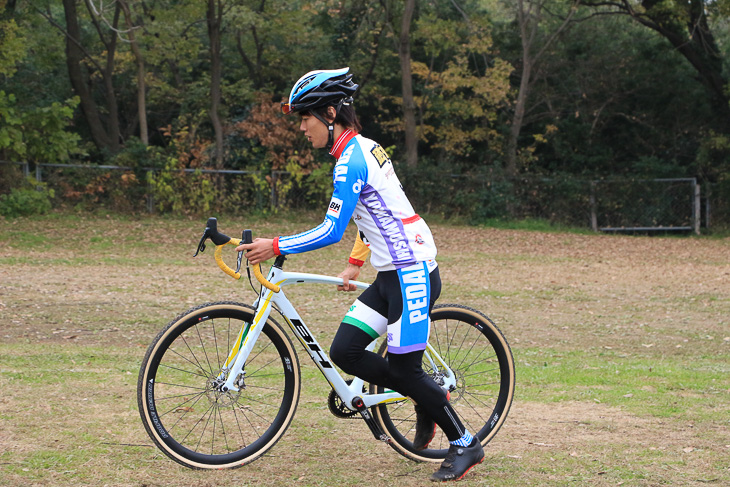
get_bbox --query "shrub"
[0,176,55,217]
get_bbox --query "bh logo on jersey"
[327,197,343,219]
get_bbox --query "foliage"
[0,176,55,217]
[0,90,81,164]
[146,126,217,215]
[147,159,215,215]
[233,94,332,209]
[411,11,512,163]
[2,0,729,224]
[510,13,714,177]
[0,18,26,78]
[233,94,315,172]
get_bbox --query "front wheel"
[137,302,301,469]
[372,304,515,462]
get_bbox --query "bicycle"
[137,217,515,469]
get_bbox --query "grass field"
[1,213,728,486]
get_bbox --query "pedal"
[352,396,390,443]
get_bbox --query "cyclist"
[237,67,484,482]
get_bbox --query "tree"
[504,0,581,177]
[207,0,224,165]
[86,0,150,145]
[399,0,418,168]
[118,0,149,145]
[0,16,26,78]
[582,0,730,131]
[47,0,122,153]
[410,5,511,166]
[0,91,81,164]
[525,15,715,176]
[372,0,420,167]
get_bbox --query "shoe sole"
[431,454,485,482]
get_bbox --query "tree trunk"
[506,53,532,178]
[119,0,148,145]
[62,0,115,151]
[102,3,121,152]
[207,0,224,166]
[399,0,417,168]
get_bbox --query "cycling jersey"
[274,130,437,271]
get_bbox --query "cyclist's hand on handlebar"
[337,263,361,292]
[235,238,276,265]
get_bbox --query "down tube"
[273,296,351,390]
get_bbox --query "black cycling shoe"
[412,406,436,450]
[430,438,485,482]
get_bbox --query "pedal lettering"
[400,263,429,324]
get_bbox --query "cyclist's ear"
[325,106,337,123]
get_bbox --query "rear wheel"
[137,302,300,469]
[372,304,515,462]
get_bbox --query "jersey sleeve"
[275,144,367,255]
[348,232,370,266]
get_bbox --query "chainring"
[327,379,361,418]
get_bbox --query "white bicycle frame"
[217,264,457,412]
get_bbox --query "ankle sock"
[450,431,473,447]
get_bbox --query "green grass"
[516,347,729,421]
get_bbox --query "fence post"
[146,169,154,214]
[694,182,701,235]
[705,183,711,230]
[590,181,598,232]
[22,162,29,178]
[35,163,42,183]
[270,170,278,211]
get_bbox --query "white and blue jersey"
[273,130,437,271]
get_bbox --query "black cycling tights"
[330,324,466,442]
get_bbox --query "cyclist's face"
[299,108,335,149]
[299,114,328,148]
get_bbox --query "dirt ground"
[0,217,728,486]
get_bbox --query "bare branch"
[86,0,142,43]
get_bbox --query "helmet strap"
[312,101,344,151]
[310,111,335,151]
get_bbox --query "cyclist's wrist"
[273,237,282,255]
[348,257,364,267]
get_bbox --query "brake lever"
[194,228,210,257]
[235,229,253,273]
[235,233,244,274]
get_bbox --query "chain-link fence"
[399,171,706,233]
[1,161,724,233]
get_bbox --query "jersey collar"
[329,129,357,159]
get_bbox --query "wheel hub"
[206,375,242,407]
